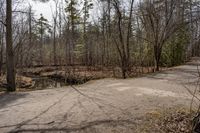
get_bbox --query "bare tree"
[112,0,134,78]
[0,24,4,76]
[6,0,16,91]
[52,0,58,66]
[139,0,183,71]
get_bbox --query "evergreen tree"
[82,0,93,65]
[65,0,80,64]
[35,14,51,65]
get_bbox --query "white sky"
[27,0,138,23]
[27,0,106,24]
[27,0,56,22]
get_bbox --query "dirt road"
[0,60,199,133]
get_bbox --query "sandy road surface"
[0,60,199,133]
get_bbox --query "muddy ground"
[0,65,158,91]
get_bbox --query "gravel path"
[0,60,199,133]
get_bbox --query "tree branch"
[0,19,6,26]
[12,10,29,14]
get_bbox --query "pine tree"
[36,14,51,65]
[65,0,80,64]
[82,0,93,65]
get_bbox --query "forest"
[0,0,199,91]
[1,0,200,133]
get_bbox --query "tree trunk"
[28,6,32,67]
[40,21,43,65]
[0,26,3,76]
[121,58,127,79]
[154,46,161,71]
[155,60,160,71]
[83,8,88,66]
[6,0,16,91]
[53,19,57,66]
[53,1,58,66]
[126,0,134,64]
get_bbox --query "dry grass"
[135,107,195,133]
